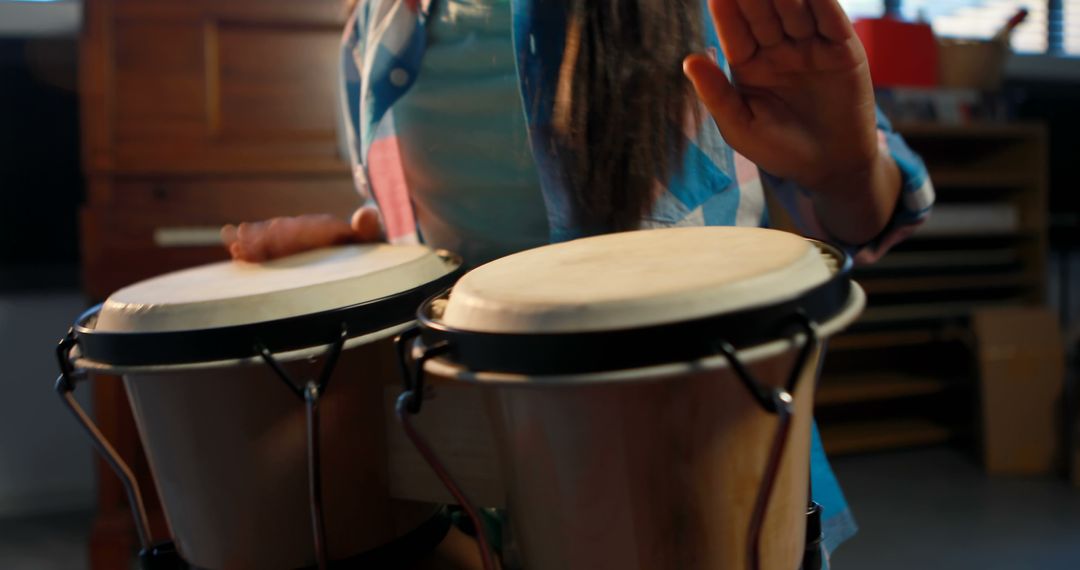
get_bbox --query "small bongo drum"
[398,227,865,570]
[55,245,461,569]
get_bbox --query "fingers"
[807,0,855,42]
[710,0,758,66]
[773,0,817,40]
[264,215,355,260]
[683,54,752,140]
[231,220,270,262]
[350,206,384,242]
[734,0,784,47]
[223,214,359,262]
[220,224,238,246]
[712,0,854,65]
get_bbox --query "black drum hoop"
[417,240,852,376]
[74,255,464,368]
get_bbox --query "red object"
[854,18,939,88]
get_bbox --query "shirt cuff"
[764,110,935,264]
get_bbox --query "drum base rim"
[74,322,413,375]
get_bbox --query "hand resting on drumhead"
[222,206,383,262]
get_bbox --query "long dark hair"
[345,0,702,231]
[555,0,701,231]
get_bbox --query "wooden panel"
[80,0,115,173]
[113,21,207,139]
[820,419,953,456]
[828,329,942,352]
[112,0,345,23]
[973,307,1065,475]
[81,176,358,298]
[217,23,340,139]
[90,176,359,218]
[817,373,949,406]
[91,0,348,174]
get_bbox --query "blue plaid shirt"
[339,0,936,555]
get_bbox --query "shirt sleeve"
[762,108,936,264]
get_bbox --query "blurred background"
[0,0,1078,568]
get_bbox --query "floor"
[2,446,1080,569]
[0,508,94,570]
[830,447,1080,569]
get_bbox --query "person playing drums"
[223,0,935,566]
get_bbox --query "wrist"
[807,150,901,246]
[802,147,883,200]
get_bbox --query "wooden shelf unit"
[817,373,950,407]
[817,122,1049,455]
[820,418,955,456]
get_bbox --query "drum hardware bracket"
[394,327,451,415]
[55,329,188,569]
[713,312,820,417]
[713,312,821,570]
[716,339,795,416]
[254,322,349,402]
[254,323,350,570]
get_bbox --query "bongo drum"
[55,244,462,569]
[397,227,865,570]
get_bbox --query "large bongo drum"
[55,245,462,569]
[397,227,865,570]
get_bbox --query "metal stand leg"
[802,501,824,570]
[801,467,824,570]
[55,332,187,570]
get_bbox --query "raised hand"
[222,207,383,262]
[683,0,879,194]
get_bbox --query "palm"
[686,0,879,190]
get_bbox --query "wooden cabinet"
[79,1,356,566]
[82,176,358,295]
[817,123,1050,455]
[81,0,357,297]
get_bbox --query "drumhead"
[441,227,832,334]
[418,227,862,377]
[98,244,454,332]
[74,245,462,369]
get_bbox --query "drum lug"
[393,329,450,414]
[394,326,423,396]
[714,311,820,417]
[255,322,349,400]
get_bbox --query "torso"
[392,0,549,267]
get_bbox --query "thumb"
[350,206,385,242]
[683,54,752,142]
